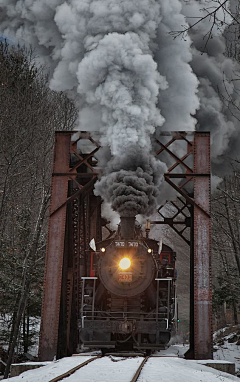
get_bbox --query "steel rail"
[130,356,149,382]
[48,356,101,382]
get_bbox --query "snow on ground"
[8,356,95,381]
[159,335,240,376]
[213,329,240,375]
[214,343,240,372]
[61,356,144,382]
[138,357,239,382]
[5,335,240,382]
[7,354,239,382]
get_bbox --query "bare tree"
[212,162,240,326]
[171,0,240,52]
[0,41,77,377]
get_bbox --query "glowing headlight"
[147,248,152,253]
[100,247,106,253]
[119,257,131,270]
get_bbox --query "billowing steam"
[0,0,239,217]
[73,1,169,216]
[155,2,200,132]
[181,1,240,168]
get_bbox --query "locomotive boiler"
[79,216,177,353]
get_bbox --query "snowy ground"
[215,343,240,372]
[213,327,240,375]
[3,328,240,382]
[61,356,144,382]
[6,353,240,382]
[138,357,239,382]
[8,356,95,382]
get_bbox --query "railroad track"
[48,355,150,382]
[130,356,149,382]
[48,356,101,382]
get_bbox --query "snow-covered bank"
[214,326,240,376]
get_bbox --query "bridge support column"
[193,133,212,359]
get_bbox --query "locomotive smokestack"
[120,217,136,240]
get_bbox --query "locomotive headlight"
[147,248,152,253]
[119,257,131,270]
[100,247,106,253]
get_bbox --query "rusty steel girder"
[38,133,71,361]
[38,131,102,361]
[193,133,212,359]
[154,131,212,359]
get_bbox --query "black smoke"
[95,148,166,217]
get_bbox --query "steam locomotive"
[79,217,177,353]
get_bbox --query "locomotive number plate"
[127,241,138,247]
[118,272,132,282]
[115,241,125,247]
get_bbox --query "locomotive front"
[79,216,177,353]
[98,217,156,298]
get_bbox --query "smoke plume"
[181,1,240,168]
[0,0,239,217]
[95,148,167,217]
[155,1,200,133]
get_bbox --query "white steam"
[155,1,200,133]
[76,31,167,155]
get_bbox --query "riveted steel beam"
[193,132,212,359]
[155,131,212,360]
[39,131,102,361]
[39,133,71,361]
